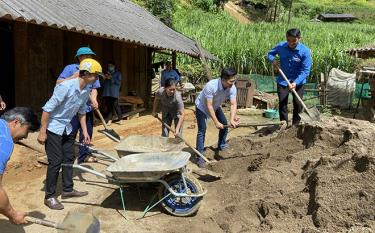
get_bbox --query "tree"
[131,0,176,28]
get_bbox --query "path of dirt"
[224,2,251,24]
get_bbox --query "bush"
[133,0,176,27]
[189,0,229,12]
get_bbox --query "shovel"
[155,116,223,179]
[26,212,100,233]
[155,116,210,164]
[224,121,285,128]
[278,68,321,122]
[94,108,121,142]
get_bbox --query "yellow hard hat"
[79,58,102,74]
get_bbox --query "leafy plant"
[174,6,375,79]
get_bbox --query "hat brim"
[75,52,96,58]
[96,72,105,78]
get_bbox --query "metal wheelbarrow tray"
[107,152,190,181]
[65,151,206,218]
[115,135,185,157]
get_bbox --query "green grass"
[174,6,375,80]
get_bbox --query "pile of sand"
[164,116,375,233]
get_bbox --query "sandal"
[84,156,98,163]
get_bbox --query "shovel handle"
[94,108,109,130]
[278,68,308,111]
[155,116,211,164]
[26,216,61,229]
[224,122,284,128]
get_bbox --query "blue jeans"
[71,111,94,164]
[195,107,228,154]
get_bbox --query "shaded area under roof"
[0,0,217,60]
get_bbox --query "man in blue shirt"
[102,61,123,125]
[57,47,100,163]
[195,67,240,168]
[0,107,39,224]
[160,61,180,87]
[38,58,103,210]
[268,28,312,125]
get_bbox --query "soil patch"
[167,116,375,232]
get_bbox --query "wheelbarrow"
[114,135,186,157]
[63,151,206,218]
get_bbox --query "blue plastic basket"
[264,109,279,119]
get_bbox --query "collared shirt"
[102,70,122,98]
[195,78,237,117]
[155,87,184,118]
[160,69,180,87]
[42,78,90,136]
[57,64,100,112]
[0,119,13,175]
[268,41,312,86]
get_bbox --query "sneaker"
[44,197,64,210]
[219,144,229,151]
[106,120,112,126]
[61,189,89,199]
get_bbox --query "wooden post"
[172,51,177,69]
[320,73,325,106]
[195,39,212,81]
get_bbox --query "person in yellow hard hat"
[57,47,100,163]
[37,58,103,210]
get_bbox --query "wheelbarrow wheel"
[158,173,203,217]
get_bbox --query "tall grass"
[174,6,375,80]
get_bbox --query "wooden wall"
[12,21,152,112]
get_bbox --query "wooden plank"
[122,108,146,119]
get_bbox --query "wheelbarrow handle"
[62,164,117,183]
[74,142,118,161]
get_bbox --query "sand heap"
[166,116,375,233]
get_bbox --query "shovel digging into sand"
[155,115,223,179]
[94,108,121,142]
[155,115,210,164]
[26,212,100,233]
[278,68,321,123]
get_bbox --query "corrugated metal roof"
[319,13,357,19]
[346,45,375,53]
[0,0,217,60]
[346,44,375,58]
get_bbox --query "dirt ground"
[2,107,375,233]
[0,107,255,233]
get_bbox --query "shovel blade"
[98,129,121,142]
[58,212,100,233]
[299,107,321,123]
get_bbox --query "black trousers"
[45,130,75,199]
[277,84,304,125]
[104,96,122,121]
